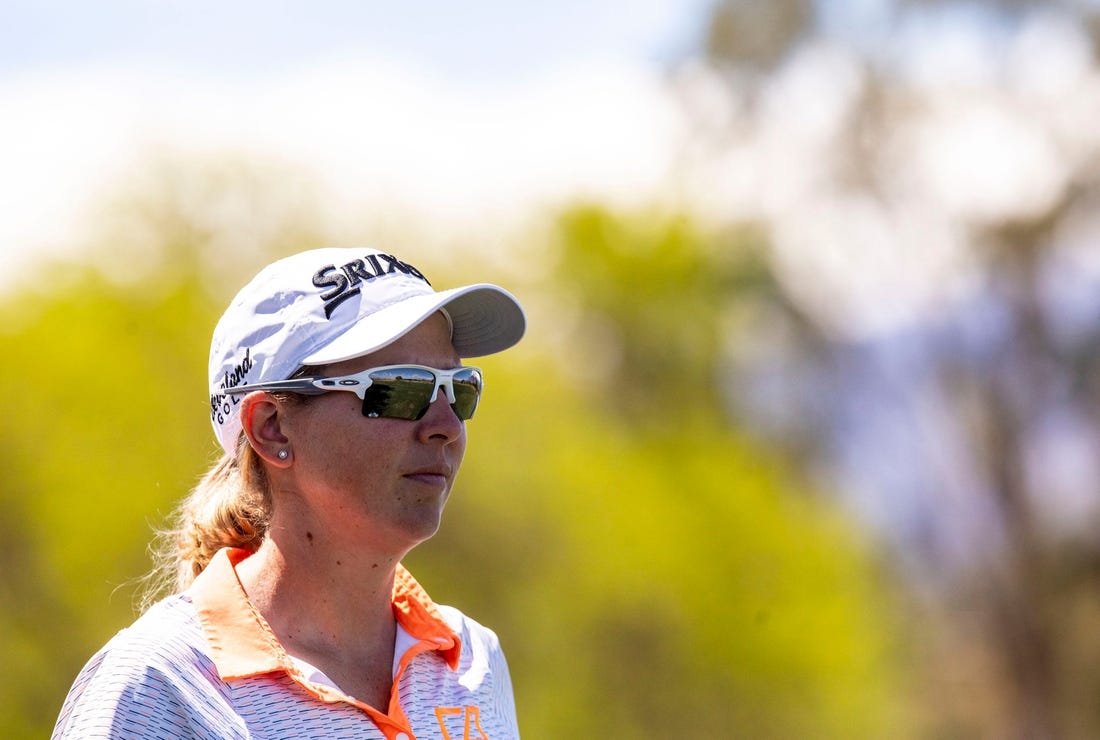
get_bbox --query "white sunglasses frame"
[220,364,483,419]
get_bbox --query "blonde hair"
[139,434,273,611]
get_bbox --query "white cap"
[208,247,526,453]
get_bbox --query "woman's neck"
[233,528,404,708]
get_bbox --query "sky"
[1,1,703,83]
[5,1,1096,333]
[0,1,711,284]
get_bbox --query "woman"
[53,247,526,739]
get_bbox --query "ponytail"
[139,435,273,611]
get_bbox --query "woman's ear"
[240,392,293,468]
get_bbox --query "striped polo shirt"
[52,548,519,739]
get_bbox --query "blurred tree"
[413,272,909,737]
[687,0,1100,736]
[705,0,813,72]
[0,157,324,738]
[0,468,81,737]
[0,266,217,737]
[550,206,771,424]
[0,163,913,737]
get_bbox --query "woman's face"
[278,312,468,555]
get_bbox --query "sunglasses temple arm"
[217,378,325,396]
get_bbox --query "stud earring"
[277,449,289,460]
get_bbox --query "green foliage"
[552,205,775,426]
[0,266,220,735]
[0,191,913,737]
[409,204,912,737]
[414,353,906,737]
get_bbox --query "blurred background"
[3,0,1100,737]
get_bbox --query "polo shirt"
[52,548,519,739]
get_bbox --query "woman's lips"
[404,470,449,486]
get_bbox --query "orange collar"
[189,547,462,681]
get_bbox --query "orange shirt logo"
[434,706,489,740]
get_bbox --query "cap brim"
[301,283,526,366]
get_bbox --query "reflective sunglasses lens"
[360,367,437,420]
[451,369,482,421]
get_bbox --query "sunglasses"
[222,364,483,421]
